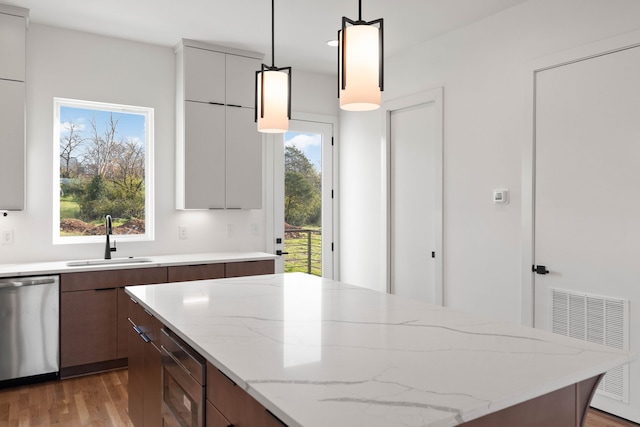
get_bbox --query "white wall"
[339,0,640,321]
[0,24,336,264]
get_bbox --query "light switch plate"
[493,189,509,204]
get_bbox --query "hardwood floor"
[0,369,637,427]
[0,370,132,427]
[587,409,639,427]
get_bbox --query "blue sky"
[60,106,146,148]
[284,131,322,172]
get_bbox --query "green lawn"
[60,196,80,219]
[284,228,322,276]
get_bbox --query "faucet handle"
[111,240,117,252]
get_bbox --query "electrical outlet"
[179,225,188,240]
[226,224,235,239]
[2,229,14,246]
[251,223,260,236]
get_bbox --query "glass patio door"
[271,119,334,278]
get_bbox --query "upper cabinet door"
[0,80,24,210]
[226,107,262,209]
[184,101,226,209]
[226,55,260,108]
[184,47,226,104]
[0,13,26,82]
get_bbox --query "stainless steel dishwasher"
[0,275,60,386]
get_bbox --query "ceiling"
[6,0,528,74]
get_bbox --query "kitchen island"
[125,273,635,427]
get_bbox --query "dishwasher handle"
[0,277,57,289]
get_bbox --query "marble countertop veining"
[125,272,635,427]
[0,252,277,278]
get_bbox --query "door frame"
[265,112,340,279]
[521,29,640,327]
[382,88,444,305]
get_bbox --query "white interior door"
[385,89,443,305]
[534,45,640,422]
[271,119,334,278]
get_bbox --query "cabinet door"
[0,13,26,82]
[167,263,225,282]
[226,55,260,108]
[117,288,130,359]
[225,260,275,278]
[184,47,225,104]
[60,289,118,367]
[184,101,226,209]
[0,79,24,210]
[128,318,146,427]
[226,107,262,209]
[206,400,232,427]
[143,343,162,427]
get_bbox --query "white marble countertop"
[0,252,277,278]
[125,273,635,427]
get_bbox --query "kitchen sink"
[66,257,153,267]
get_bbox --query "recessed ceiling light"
[326,40,339,47]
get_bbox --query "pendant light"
[255,0,291,133]
[338,0,384,111]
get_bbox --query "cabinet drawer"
[129,296,163,344]
[167,263,225,283]
[225,260,274,278]
[206,400,232,427]
[206,366,244,422]
[61,267,167,292]
[207,364,288,426]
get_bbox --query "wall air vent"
[550,288,629,403]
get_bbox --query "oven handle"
[161,344,192,376]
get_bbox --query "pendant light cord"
[358,0,362,21]
[271,0,275,67]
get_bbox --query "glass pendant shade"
[257,69,290,133]
[255,0,291,133]
[339,24,381,111]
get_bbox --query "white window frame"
[52,97,155,244]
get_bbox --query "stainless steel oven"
[160,328,206,427]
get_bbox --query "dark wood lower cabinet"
[60,288,118,369]
[206,363,285,426]
[168,263,225,282]
[225,260,274,278]
[59,259,276,426]
[128,296,163,427]
[60,268,168,377]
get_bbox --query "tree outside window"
[54,98,154,243]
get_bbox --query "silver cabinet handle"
[160,344,191,376]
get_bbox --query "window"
[53,98,154,243]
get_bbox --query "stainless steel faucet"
[104,215,116,259]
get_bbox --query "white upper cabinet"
[226,107,262,209]
[0,11,26,82]
[226,54,259,108]
[183,47,225,104]
[175,40,264,210]
[183,101,226,209]
[0,80,25,210]
[0,5,27,211]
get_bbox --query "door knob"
[532,265,549,275]
[276,250,289,256]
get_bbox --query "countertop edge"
[0,252,278,278]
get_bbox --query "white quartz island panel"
[126,273,634,427]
